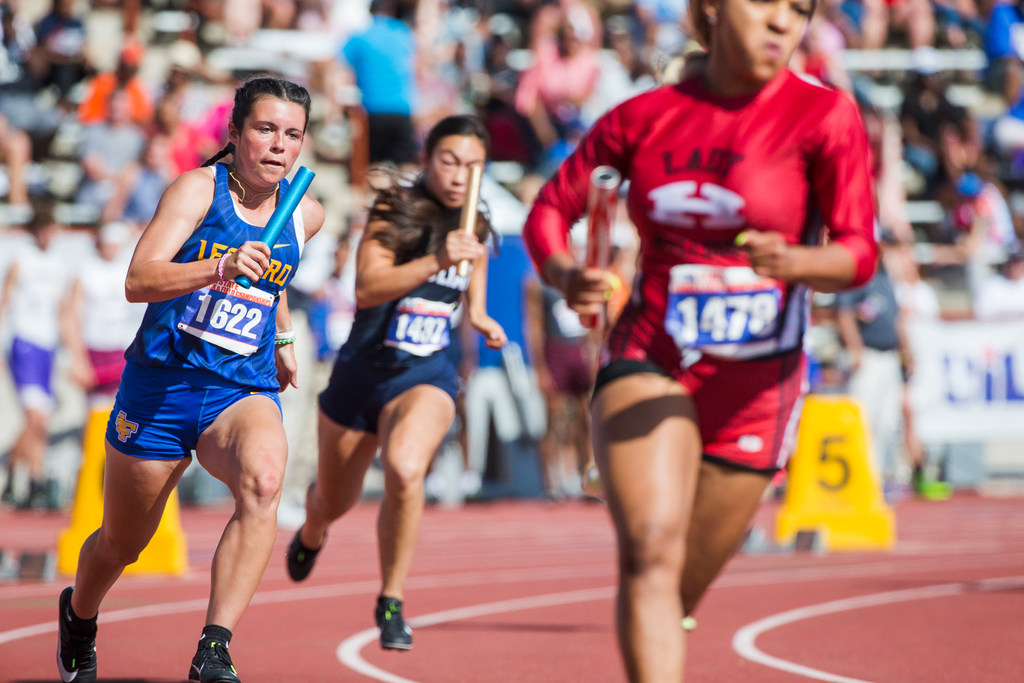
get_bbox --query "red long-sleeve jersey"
[524,69,877,368]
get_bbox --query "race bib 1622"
[177,281,275,355]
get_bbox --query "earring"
[707,13,717,25]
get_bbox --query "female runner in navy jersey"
[57,76,324,683]
[285,114,506,650]
[522,1,878,680]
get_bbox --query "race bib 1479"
[665,264,781,357]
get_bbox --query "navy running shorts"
[319,351,457,434]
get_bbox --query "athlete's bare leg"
[71,446,189,619]
[592,373,700,683]
[539,391,570,496]
[301,412,380,548]
[377,385,455,600]
[197,394,289,630]
[9,407,48,480]
[572,391,593,478]
[681,462,772,615]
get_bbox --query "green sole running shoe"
[286,529,323,582]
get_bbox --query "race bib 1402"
[177,281,274,355]
[665,264,782,358]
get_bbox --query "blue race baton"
[235,165,315,288]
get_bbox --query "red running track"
[2,494,1024,681]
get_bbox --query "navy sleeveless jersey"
[341,263,470,369]
[125,163,304,390]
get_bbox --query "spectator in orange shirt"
[77,39,153,127]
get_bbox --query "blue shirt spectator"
[340,5,415,115]
[985,0,1024,65]
[338,0,418,164]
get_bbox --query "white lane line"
[3,549,1020,647]
[0,595,212,645]
[732,575,1024,682]
[337,587,616,683]
[5,555,1021,677]
[0,566,611,646]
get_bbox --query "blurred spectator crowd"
[5,0,1024,510]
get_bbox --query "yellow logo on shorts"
[115,410,139,443]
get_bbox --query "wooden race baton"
[457,165,484,278]
[580,165,621,329]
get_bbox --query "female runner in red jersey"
[522,0,878,680]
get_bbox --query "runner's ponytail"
[201,142,236,167]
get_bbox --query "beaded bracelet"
[216,256,228,282]
[274,336,296,346]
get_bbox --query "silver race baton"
[580,166,621,329]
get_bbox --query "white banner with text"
[908,318,1024,443]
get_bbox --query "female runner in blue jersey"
[285,114,506,650]
[57,76,325,683]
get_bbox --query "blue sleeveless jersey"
[125,163,304,390]
[341,263,469,369]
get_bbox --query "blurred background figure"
[32,0,90,109]
[0,201,67,509]
[61,221,143,408]
[984,0,1024,163]
[899,47,966,198]
[514,0,601,177]
[307,231,358,364]
[525,275,596,500]
[947,171,1019,297]
[836,232,934,499]
[0,4,58,172]
[884,232,951,499]
[792,8,854,92]
[74,88,147,221]
[972,245,1024,318]
[77,38,153,127]
[0,111,31,210]
[336,0,418,168]
[580,15,657,127]
[110,131,175,228]
[633,0,688,64]
[858,0,936,50]
[463,212,547,501]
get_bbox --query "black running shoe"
[57,587,97,682]
[375,596,413,650]
[189,639,240,683]
[286,529,323,582]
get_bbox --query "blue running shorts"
[105,363,282,459]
